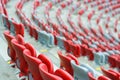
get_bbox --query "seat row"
[13,0,120,71]
[4,30,120,80]
[4,30,74,80]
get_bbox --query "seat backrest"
[16,34,25,45]
[13,22,24,37]
[94,52,106,65]
[80,63,97,76]
[39,63,63,80]
[11,38,27,74]
[54,69,74,80]
[98,76,111,80]
[4,30,16,61]
[116,59,120,72]
[24,43,36,57]
[58,51,79,75]
[23,49,43,80]
[71,60,90,80]
[88,72,96,80]
[101,67,119,80]
[39,31,54,47]
[37,31,47,44]
[108,55,117,68]
[56,36,65,49]
[38,54,54,73]
[63,39,71,53]
[32,26,38,40]
[80,44,87,56]
[70,42,81,57]
[86,48,94,61]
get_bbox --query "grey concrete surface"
[0,54,18,80]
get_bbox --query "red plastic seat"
[70,42,81,57]
[28,24,33,37]
[101,67,120,80]
[23,49,43,80]
[15,0,24,10]
[62,32,73,40]
[86,48,94,61]
[88,72,111,80]
[51,31,59,45]
[116,59,120,72]
[78,9,85,15]
[39,63,62,80]
[11,34,36,78]
[39,63,74,80]
[24,43,37,57]
[88,72,96,80]
[51,23,59,34]
[98,76,111,80]
[4,30,16,62]
[32,26,38,40]
[13,22,24,37]
[33,0,41,10]
[1,0,9,5]
[11,35,27,76]
[80,44,88,56]
[108,54,118,68]
[38,54,54,74]
[54,68,74,80]
[63,40,72,53]
[58,51,79,75]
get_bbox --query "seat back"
[37,30,54,47]
[116,59,120,72]
[88,72,96,80]
[108,55,117,68]
[39,63,63,80]
[38,54,54,73]
[70,42,81,57]
[13,22,24,37]
[58,51,79,75]
[11,37,27,74]
[32,26,38,40]
[8,18,15,34]
[56,36,65,49]
[71,60,90,80]
[94,52,106,65]
[24,43,36,57]
[54,69,74,80]
[4,30,16,61]
[23,49,43,80]
[101,67,119,80]
[80,63,97,76]
[98,76,111,80]
[63,40,72,53]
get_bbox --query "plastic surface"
[23,49,43,80]
[4,30,16,62]
[58,51,79,75]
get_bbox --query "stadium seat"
[101,67,120,80]
[71,60,97,80]
[4,30,16,65]
[23,49,43,80]
[39,63,74,80]
[38,54,54,74]
[58,51,79,75]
